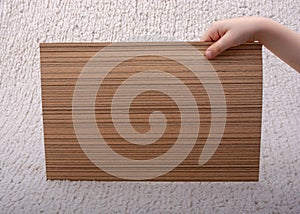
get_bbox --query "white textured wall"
[0,0,299,213]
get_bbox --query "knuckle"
[211,21,217,28]
[211,21,220,27]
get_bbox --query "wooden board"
[40,42,262,181]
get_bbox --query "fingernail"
[206,50,213,59]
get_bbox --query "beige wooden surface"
[40,42,262,181]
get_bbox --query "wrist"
[252,17,275,42]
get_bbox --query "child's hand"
[201,17,300,72]
[201,17,260,59]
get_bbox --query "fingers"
[201,21,231,59]
[202,17,258,59]
[205,32,234,59]
[200,22,222,42]
[200,27,214,42]
[201,21,236,59]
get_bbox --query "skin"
[201,16,300,72]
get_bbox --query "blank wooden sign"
[40,42,262,181]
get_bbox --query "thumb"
[205,33,233,59]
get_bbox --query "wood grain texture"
[40,42,262,181]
